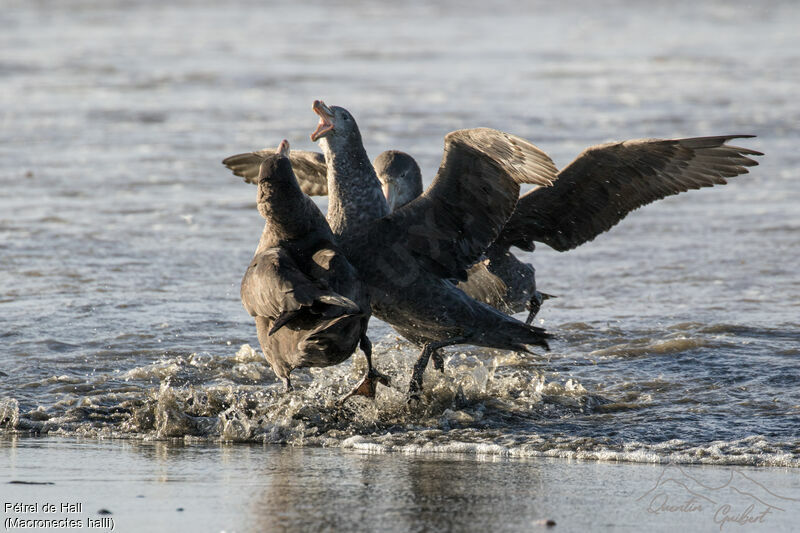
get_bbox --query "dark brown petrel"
[226,135,762,325]
[374,137,763,323]
[308,101,554,401]
[239,141,389,400]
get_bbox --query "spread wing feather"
[223,149,328,196]
[497,135,762,252]
[357,128,557,281]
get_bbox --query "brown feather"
[497,135,762,252]
[364,128,557,281]
[223,149,328,195]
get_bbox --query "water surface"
[1,0,799,469]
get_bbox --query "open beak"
[276,139,290,157]
[381,180,397,211]
[310,100,334,142]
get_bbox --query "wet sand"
[2,437,799,532]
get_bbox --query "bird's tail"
[486,313,552,352]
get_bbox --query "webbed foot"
[340,367,391,403]
[406,382,422,406]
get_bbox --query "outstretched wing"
[241,247,360,334]
[223,149,328,196]
[497,135,762,252]
[357,128,557,282]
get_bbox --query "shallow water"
[3,437,800,532]
[1,0,799,474]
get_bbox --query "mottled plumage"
[309,101,553,399]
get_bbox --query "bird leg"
[408,337,466,403]
[282,376,293,392]
[431,350,445,372]
[340,334,390,402]
[525,292,555,325]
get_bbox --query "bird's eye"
[343,114,349,121]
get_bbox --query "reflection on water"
[2,437,798,532]
[246,449,552,532]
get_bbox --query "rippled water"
[1,0,799,468]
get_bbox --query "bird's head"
[373,150,423,211]
[310,100,362,151]
[256,140,295,218]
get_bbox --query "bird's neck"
[255,190,330,253]
[321,139,389,237]
[255,224,281,252]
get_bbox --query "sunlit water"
[1,0,799,468]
